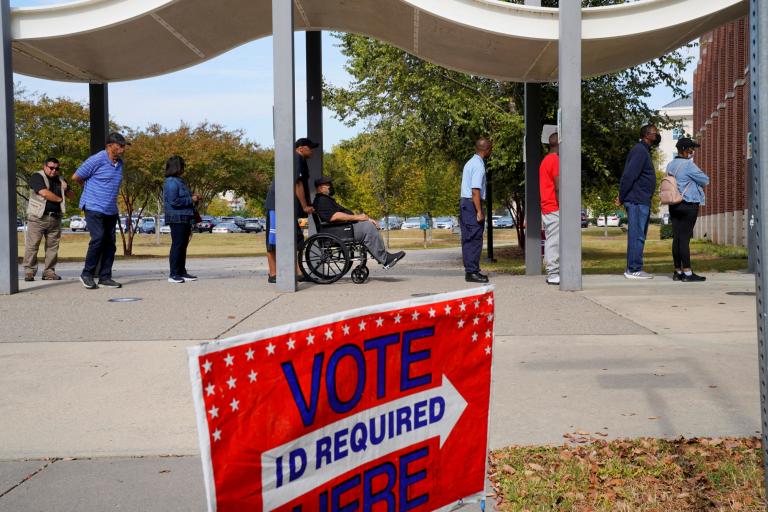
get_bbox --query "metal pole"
[486,171,495,261]
[558,0,582,291]
[524,0,543,277]
[0,0,17,295]
[306,31,323,235]
[89,83,108,156]
[748,0,768,497]
[272,0,297,292]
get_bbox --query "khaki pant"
[23,214,62,276]
[542,211,560,276]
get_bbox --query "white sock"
[684,270,693,276]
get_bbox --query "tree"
[206,196,232,217]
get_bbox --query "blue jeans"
[82,209,118,279]
[625,202,650,273]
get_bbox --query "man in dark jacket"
[618,124,660,279]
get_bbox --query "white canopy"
[10,0,748,83]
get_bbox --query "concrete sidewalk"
[0,250,759,511]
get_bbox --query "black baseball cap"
[295,138,319,149]
[675,137,700,151]
[314,176,333,187]
[106,132,130,146]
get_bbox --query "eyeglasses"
[47,165,60,170]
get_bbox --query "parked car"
[378,215,403,230]
[433,216,455,230]
[16,218,25,232]
[491,215,503,227]
[195,216,216,233]
[401,217,422,229]
[596,214,620,227]
[70,216,87,232]
[242,218,263,233]
[212,222,243,233]
[159,224,171,234]
[494,215,515,228]
[138,217,156,234]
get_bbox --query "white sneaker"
[624,270,654,280]
[168,276,185,283]
[546,274,560,285]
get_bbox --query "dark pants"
[82,209,118,279]
[169,222,192,277]
[624,201,651,273]
[670,201,699,269]
[459,198,484,273]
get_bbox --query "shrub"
[660,224,674,239]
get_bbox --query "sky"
[11,0,696,150]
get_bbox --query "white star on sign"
[245,348,254,361]
[487,313,494,322]
[287,338,296,350]
[266,342,276,355]
[212,429,221,441]
[227,377,237,389]
[444,305,452,315]
[230,398,239,411]
[306,333,315,345]
[325,328,334,340]
[485,345,492,355]
[205,383,215,396]
[358,320,367,331]
[486,296,494,306]
[202,360,212,373]
[459,302,467,312]
[248,370,258,383]
[342,325,350,335]
[485,329,491,339]
[458,319,465,329]
[474,300,480,309]
[375,317,384,328]
[224,354,234,367]
[473,316,480,325]
[472,332,478,342]
[208,406,219,419]
[428,308,436,318]
[393,313,402,324]
[411,310,420,321]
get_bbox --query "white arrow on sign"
[260,375,467,509]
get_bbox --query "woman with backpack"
[665,137,709,282]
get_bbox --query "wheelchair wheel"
[301,234,351,284]
[350,265,369,284]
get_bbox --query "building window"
[672,128,683,140]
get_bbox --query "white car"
[212,222,243,233]
[432,216,454,229]
[159,224,171,234]
[70,216,87,231]
[401,217,423,229]
[596,214,620,227]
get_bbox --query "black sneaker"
[465,272,489,283]
[98,278,122,289]
[179,273,197,282]
[672,272,683,281]
[80,275,98,289]
[383,251,406,269]
[168,276,185,284]
[267,275,276,284]
[681,272,706,282]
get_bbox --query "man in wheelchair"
[313,176,405,269]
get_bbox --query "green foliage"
[660,223,674,239]
[206,196,232,217]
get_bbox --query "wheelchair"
[298,215,370,284]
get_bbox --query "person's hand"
[370,218,379,229]
[303,205,315,214]
[192,193,201,203]
[358,213,369,222]
[476,211,485,223]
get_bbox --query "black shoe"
[681,272,706,282]
[179,273,197,282]
[80,275,98,289]
[267,275,276,284]
[297,274,309,282]
[465,272,489,283]
[24,273,34,282]
[672,272,683,281]
[98,278,122,289]
[383,251,406,269]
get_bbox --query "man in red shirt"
[539,132,560,285]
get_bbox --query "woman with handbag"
[163,155,201,283]
[666,138,709,282]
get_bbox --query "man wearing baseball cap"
[313,176,405,269]
[263,137,317,283]
[71,132,130,289]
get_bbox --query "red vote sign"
[188,286,494,511]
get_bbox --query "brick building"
[692,17,750,246]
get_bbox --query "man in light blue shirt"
[71,132,128,290]
[459,137,492,283]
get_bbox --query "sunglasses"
[47,165,60,170]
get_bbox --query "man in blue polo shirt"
[71,132,128,289]
[459,137,492,283]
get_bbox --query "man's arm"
[472,188,484,223]
[618,147,642,203]
[71,173,84,186]
[329,211,378,227]
[295,181,314,214]
[37,188,63,203]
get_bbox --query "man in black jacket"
[618,124,660,279]
[313,176,405,269]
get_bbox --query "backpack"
[659,160,692,206]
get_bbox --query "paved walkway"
[0,250,759,511]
